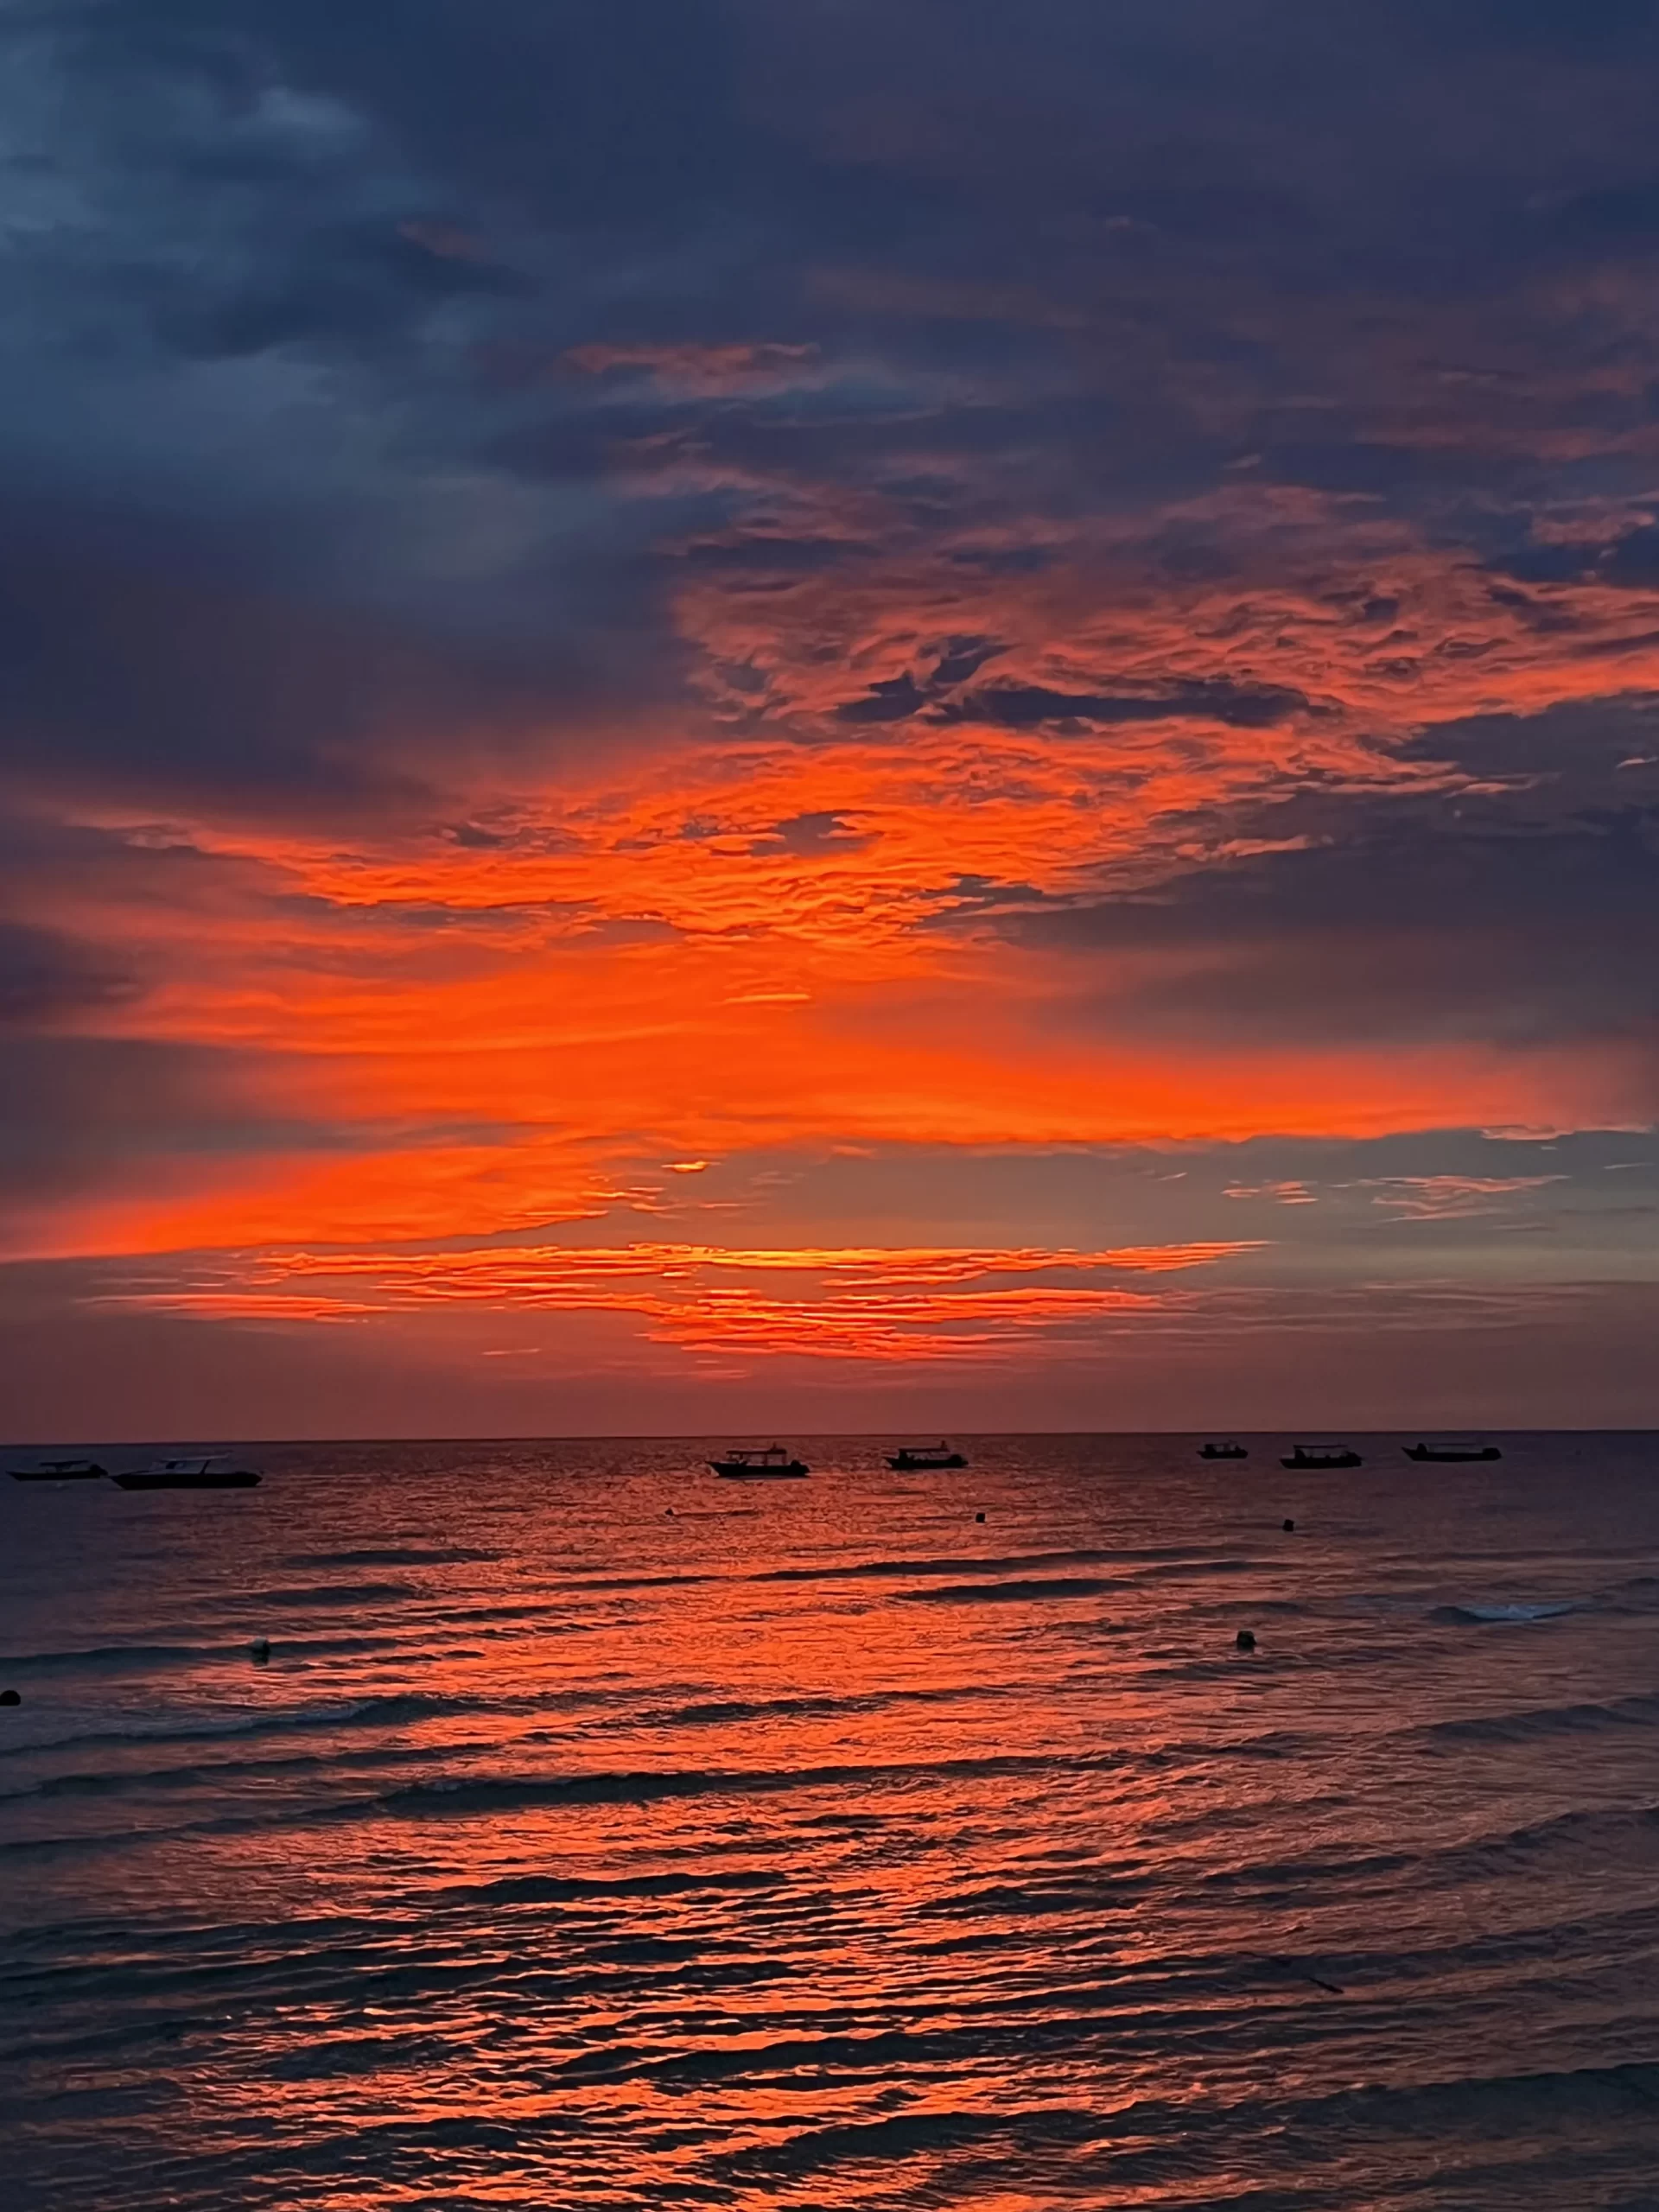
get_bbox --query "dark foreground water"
[3,1434,1659,2210]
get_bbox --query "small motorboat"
[8,1457,107,1482]
[112,1454,262,1491]
[1281,1444,1362,1470]
[1403,1440,1501,1463]
[887,1442,968,1470]
[709,1446,810,1480]
[1198,1441,1248,1461]
[8,1457,108,1482]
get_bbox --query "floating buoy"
[1236,1629,1256,1652]
[664,1507,675,1517]
[1282,1517,1295,1532]
[0,1688,19,1707]
[975,1510,985,1523]
[249,1637,270,1664]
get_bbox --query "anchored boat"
[1198,1440,1248,1461]
[887,1443,968,1470]
[112,1454,262,1491]
[1281,1443,1362,1470]
[1404,1440,1501,1463]
[8,1457,107,1482]
[709,1446,810,1480]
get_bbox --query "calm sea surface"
[3,1433,1659,2210]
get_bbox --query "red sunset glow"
[0,0,1654,1435]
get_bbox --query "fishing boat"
[1198,1440,1248,1461]
[709,1446,810,1480]
[111,1454,262,1491]
[1281,1443,1362,1470]
[8,1457,106,1482]
[1403,1440,1501,1463]
[887,1442,968,1470]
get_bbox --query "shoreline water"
[4,1432,1657,2209]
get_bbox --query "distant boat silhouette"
[1281,1444,1362,1470]
[8,1457,106,1482]
[1403,1440,1501,1463]
[1198,1441,1248,1460]
[112,1455,262,1491]
[709,1446,809,1480]
[887,1442,968,1470]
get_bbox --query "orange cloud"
[1354,1173,1569,1219]
[93,1238,1256,1364]
[16,439,1659,1277]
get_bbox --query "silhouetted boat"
[1281,1444,1362,1470]
[1198,1441,1248,1461]
[112,1455,262,1491]
[709,1446,809,1480]
[8,1457,106,1482]
[1403,1440,1501,1463]
[887,1443,968,1470]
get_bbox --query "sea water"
[3,1433,1658,2209]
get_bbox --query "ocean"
[3,1433,1658,2209]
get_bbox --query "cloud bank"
[2,0,1656,1427]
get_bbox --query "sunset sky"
[3,0,1658,1436]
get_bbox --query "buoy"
[975,1510,985,1523]
[0,1688,19,1707]
[249,1637,270,1664]
[664,1507,675,1516]
[1236,1629,1256,1652]
[1282,1517,1295,1532]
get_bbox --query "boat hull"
[1280,1452,1362,1470]
[1403,1446,1500,1462]
[708,1459,814,1478]
[1198,1447,1248,1460]
[113,1470,261,1490]
[887,1454,967,1470]
[9,1465,106,1482]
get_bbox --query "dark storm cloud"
[949,681,1307,734]
[1403,693,1659,791]
[1001,699,1659,1058]
[0,1036,314,1237]
[0,1,772,813]
[0,828,357,1237]
[836,670,1306,730]
[8,3,1659,851]
[1485,528,1659,591]
[0,524,650,819]
[747,812,874,858]
[130,0,760,230]
[0,921,134,1028]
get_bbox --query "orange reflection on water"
[39,1436,1659,2208]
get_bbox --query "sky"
[3,0,1658,1438]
